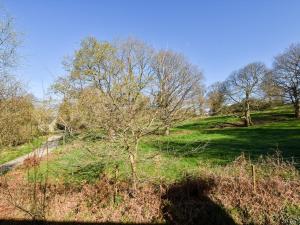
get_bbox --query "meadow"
[36,105,300,184]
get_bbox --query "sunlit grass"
[0,136,47,164]
[38,105,300,184]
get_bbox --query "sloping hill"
[32,104,300,183]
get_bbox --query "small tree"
[0,93,35,146]
[224,62,267,126]
[273,43,300,118]
[206,82,226,115]
[0,75,36,146]
[152,50,203,135]
[54,37,162,191]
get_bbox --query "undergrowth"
[0,153,299,225]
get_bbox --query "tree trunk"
[295,100,300,118]
[244,99,253,127]
[129,152,137,191]
[108,128,115,140]
[129,139,139,192]
[268,96,273,107]
[164,125,170,136]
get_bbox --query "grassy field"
[154,105,300,162]
[38,105,300,184]
[0,136,46,165]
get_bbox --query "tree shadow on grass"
[149,124,300,167]
[149,140,208,158]
[175,112,295,131]
[162,177,236,225]
[251,112,294,124]
[180,115,299,156]
[205,127,300,160]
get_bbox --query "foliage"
[206,81,226,115]
[0,94,35,146]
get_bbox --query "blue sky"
[3,0,300,98]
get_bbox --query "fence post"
[251,164,256,193]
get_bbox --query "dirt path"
[0,135,62,175]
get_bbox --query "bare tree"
[152,50,203,135]
[0,8,20,99]
[206,81,226,115]
[224,62,267,126]
[0,73,23,100]
[0,9,19,72]
[190,84,206,116]
[273,43,300,118]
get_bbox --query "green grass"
[0,136,47,164]
[37,144,107,184]
[38,105,300,184]
[152,105,299,160]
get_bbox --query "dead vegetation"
[204,154,300,225]
[0,153,298,225]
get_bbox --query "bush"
[0,96,37,146]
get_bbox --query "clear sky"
[3,0,300,98]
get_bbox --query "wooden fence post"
[251,164,256,193]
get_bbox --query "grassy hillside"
[150,104,299,163]
[37,105,300,184]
